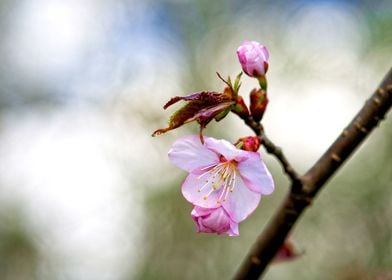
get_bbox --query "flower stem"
[242,116,301,188]
[258,76,267,91]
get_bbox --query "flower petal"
[204,137,248,161]
[200,207,231,233]
[229,221,240,236]
[259,44,269,61]
[191,206,236,235]
[191,206,214,217]
[222,174,261,223]
[182,173,222,209]
[168,135,219,173]
[237,153,274,195]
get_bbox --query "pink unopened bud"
[191,206,239,236]
[236,41,269,78]
[235,136,260,152]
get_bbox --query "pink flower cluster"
[169,135,274,236]
[158,40,274,236]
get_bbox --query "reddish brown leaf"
[152,91,234,138]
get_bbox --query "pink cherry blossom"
[237,41,269,78]
[168,135,274,232]
[191,206,239,236]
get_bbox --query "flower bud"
[231,96,250,119]
[191,206,239,236]
[236,41,269,78]
[235,136,260,152]
[250,88,268,122]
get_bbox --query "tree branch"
[234,68,392,280]
[243,116,301,187]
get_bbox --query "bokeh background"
[0,0,391,279]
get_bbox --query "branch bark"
[234,68,392,280]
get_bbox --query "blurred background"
[0,0,391,279]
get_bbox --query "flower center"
[196,160,237,204]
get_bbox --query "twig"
[234,68,392,280]
[243,116,301,188]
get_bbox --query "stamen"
[221,173,233,202]
[217,183,228,204]
[203,188,215,201]
[229,171,236,193]
[198,180,211,192]
[196,162,226,181]
[199,163,219,171]
[221,165,230,180]
[198,161,238,203]
[215,164,235,204]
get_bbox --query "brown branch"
[234,68,392,280]
[243,116,301,187]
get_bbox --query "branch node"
[377,88,386,96]
[286,166,294,173]
[354,121,362,130]
[250,256,261,265]
[331,153,341,162]
[373,96,382,105]
[290,192,313,206]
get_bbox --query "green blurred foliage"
[0,208,40,280]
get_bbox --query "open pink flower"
[191,206,239,236]
[168,135,274,229]
[237,41,269,78]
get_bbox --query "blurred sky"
[0,0,391,279]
